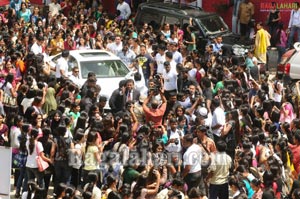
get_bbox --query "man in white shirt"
[107,35,123,55]
[182,133,202,192]
[69,66,82,88]
[162,61,177,98]
[49,0,61,17]
[31,36,44,55]
[116,0,131,20]
[155,44,166,74]
[211,98,225,142]
[55,50,69,81]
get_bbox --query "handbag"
[3,92,17,106]
[36,142,49,172]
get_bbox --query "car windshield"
[80,60,129,78]
[197,15,228,35]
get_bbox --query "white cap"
[198,107,208,117]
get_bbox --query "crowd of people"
[0,0,300,199]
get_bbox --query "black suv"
[135,2,253,54]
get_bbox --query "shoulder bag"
[36,142,49,172]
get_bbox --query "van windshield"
[197,15,228,35]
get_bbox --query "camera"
[168,188,182,199]
[154,74,161,80]
[174,138,179,145]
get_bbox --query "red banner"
[0,0,9,6]
[30,0,43,5]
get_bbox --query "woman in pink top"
[279,94,296,124]
[0,58,20,87]
[275,23,287,63]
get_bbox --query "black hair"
[29,128,39,155]
[55,183,67,198]
[263,170,275,188]
[107,191,122,199]
[86,172,98,193]
[216,140,227,152]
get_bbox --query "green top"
[123,167,140,185]
[212,81,224,95]
[187,33,196,51]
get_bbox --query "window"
[139,11,162,30]
[198,15,228,34]
[164,16,180,26]
[80,60,129,78]
[68,56,78,72]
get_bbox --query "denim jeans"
[17,167,28,192]
[26,167,45,188]
[288,26,300,48]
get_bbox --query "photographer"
[165,118,183,153]
[142,87,167,126]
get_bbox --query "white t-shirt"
[183,143,202,173]
[163,69,177,91]
[10,126,21,148]
[155,53,166,74]
[31,42,43,55]
[3,82,13,97]
[26,141,44,168]
[55,57,68,78]
[211,107,225,137]
[21,98,34,114]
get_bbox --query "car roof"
[68,49,120,61]
[138,2,214,18]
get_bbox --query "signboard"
[0,147,12,197]
[260,1,298,12]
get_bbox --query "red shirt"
[143,103,166,126]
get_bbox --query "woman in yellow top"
[82,131,113,187]
[254,22,271,64]
[50,31,64,55]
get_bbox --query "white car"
[278,42,300,81]
[50,50,130,106]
